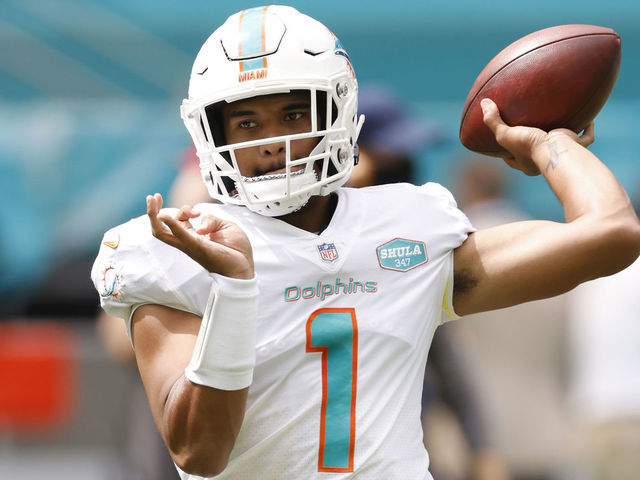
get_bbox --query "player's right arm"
[130,194,256,477]
[453,99,640,315]
[132,304,247,476]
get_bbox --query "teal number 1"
[305,308,358,473]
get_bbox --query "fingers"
[176,204,201,222]
[147,194,198,249]
[578,122,595,147]
[548,121,595,149]
[481,98,507,138]
[156,213,193,244]
[147,193,173,240]
[196,214,226,235]
[501,156,517,169]
[146,193,163,217]
[155,210,233,273]
[157,204,201,240]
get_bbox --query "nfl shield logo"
[317,242,339,262]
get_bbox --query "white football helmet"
[180,5,364,216]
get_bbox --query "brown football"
[459,24,621,156]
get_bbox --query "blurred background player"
[454,161,527,229]
[349,84,509,480]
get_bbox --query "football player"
[92,6,640,479]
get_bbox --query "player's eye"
[238,119,258,129]
[284,112,304,121]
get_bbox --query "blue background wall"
[2,0,639,302]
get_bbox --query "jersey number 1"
[305,308,358,473]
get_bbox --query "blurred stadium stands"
[1,0,639,478]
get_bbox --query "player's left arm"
[453,99,640,315]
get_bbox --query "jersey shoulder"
[90,207,221,322]
[358,181,460,207]
[352,182,474,245]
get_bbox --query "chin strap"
[236,170,319,217]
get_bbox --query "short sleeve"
[420,182,475,248]
[418,182,476,324]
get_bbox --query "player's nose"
[259,140,285,157]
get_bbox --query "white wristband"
[184,273,259,391]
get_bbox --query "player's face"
[221,92,319,177]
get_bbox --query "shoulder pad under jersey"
[90,210,212,323]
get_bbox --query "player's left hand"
[481,98,594,176]
[146,193,255,279]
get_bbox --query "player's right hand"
[481,98,595,176]
[147,193,255,280]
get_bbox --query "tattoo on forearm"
[545,141,567,174]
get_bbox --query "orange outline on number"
[305,307,358,473]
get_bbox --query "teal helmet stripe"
[239,6,268,71]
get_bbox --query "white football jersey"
[91,183,473,480]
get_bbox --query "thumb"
[480,98,505,134]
